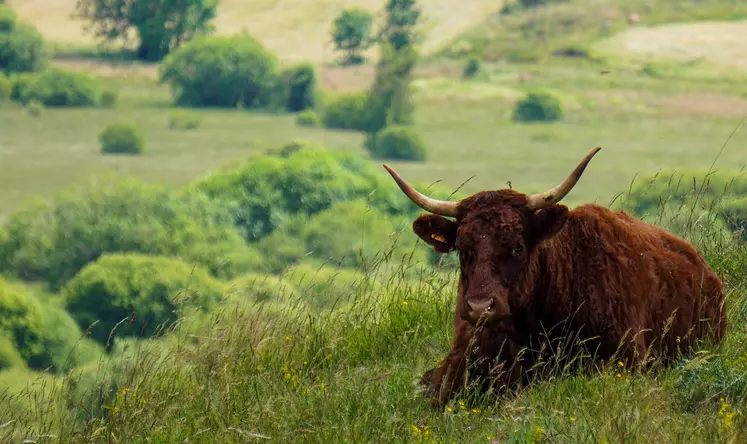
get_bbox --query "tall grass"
[1,177,746,443]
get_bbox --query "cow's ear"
[530,205,569,244]
[413,214,458,254]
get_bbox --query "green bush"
[9,72,33,101]
[100,89,118,108]
[368,125,428,161]
[19,68,100,107]
[0,335,25,370]
[295,201,428,270]
[0,278,44,369]
[63,253,225,349]
[0,180,252,290]
[190,145,429,243]
[168,109,202,130]
[32,299,104,371]
[295,109,320,127]
[0,72,10,102]
[159,34,279,108]
[463,54,481,78]
[0,277,97,372]
[100,121,144,155]
[0,10,47,74]
[512,91,563,123]
[24,98,42,117]
[321,90,371,131]
[281,63,316,112]
[618,169,747,241]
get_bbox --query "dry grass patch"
[594,21,747,71]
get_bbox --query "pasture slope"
[1,0,747,442]
[12,0,502,62]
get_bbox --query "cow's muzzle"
[466,298,507,325]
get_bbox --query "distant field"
[595,20,747,70]
[2,63,747,220]
[11,0,502,62]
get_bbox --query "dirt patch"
[657,93,747,118]
[52,58,159,79]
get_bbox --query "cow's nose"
[467,299,495,319]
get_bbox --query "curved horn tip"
[525,146,602,210]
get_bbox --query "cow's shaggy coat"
[384,148,727,407]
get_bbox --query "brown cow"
[383,147,727,407]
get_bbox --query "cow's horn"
[525,147,602,211]
[383,164,458,217]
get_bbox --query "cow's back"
[532,203,726,362]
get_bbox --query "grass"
[1,59,747,220]
[0,196,745,442]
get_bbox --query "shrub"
[100,89,118,108]
[0,336,25,370]
[295,109,320,127]
[512,91,563,123]
[190,145,431,243]
[159,34,279,108]
[321,90,371,131]
[24,98,42,117]
[281,63,316,112]
[63,253,225,349]
[0,180,251,290]
[0,21,47,74]
[368,125,428,161]
[463,54,481,78]
[0,72,10,102]
[9,72,33,101]
[168,109,202,130]
[99,121,144,155]
[296,201,427,270]
[19,68,100,107]
[32,299,104,371]
[0,277,97,371]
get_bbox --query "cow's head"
[383,147,601,327]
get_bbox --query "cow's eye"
[511,243,524,257]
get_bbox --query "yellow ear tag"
[431,234,448,243]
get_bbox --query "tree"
[378,0,421,51]
[73,0,218,61]
[331,8,375,65]
[362,0,421,136]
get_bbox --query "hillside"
[12,0,502,62]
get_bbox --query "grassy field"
[2,59,747,219]
[2,0,747,442]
